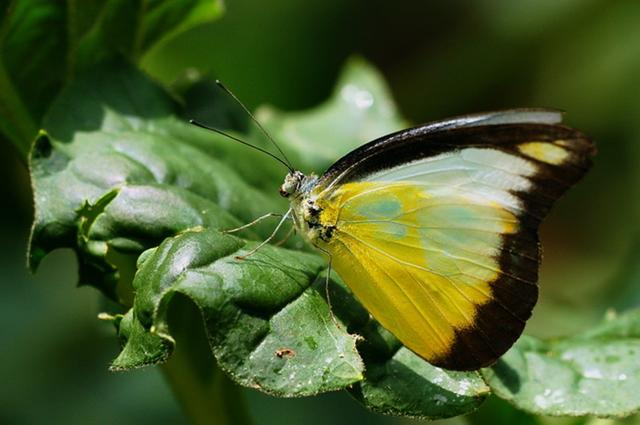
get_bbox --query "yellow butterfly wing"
[309,121,594,370]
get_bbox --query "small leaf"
[111,308,172,370]
[482,309,640,418]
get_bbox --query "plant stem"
[160,294,252,425]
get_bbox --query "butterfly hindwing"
[311,117,594,370]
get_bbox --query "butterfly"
[193,98,595,371]
[277,108,594,371]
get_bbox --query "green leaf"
[29,59,489,419]
[116,228,364,396]
[71,0,141,72]
[0,1,66,120]
[116,227,487,415]
[29,61,287,299]
[0,0,59,155]
[137,0,224,57]
[0,0,223,157]
[73,0,224,71]
[352,347,490,419]
[110,309,172,370]
[482,309,640,418]
[257,57,408,174]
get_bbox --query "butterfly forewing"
[311,119,594,370]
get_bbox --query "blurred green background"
[2,0,639,424]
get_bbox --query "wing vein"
[371,254,452,353]
[339,227,537,281]
[339,231,534,322]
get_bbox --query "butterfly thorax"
[280,171,336,245]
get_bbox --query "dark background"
[2,1,639,424]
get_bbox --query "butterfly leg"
[235,209,292,260]
[223,212,284,234]
[274,225,295,247]
[314,245,344,330]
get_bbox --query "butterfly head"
[279,171,306,198]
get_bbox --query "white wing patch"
[362,148,537,213]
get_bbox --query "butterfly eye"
[280,172,302,197]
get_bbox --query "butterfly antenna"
[215,80,294,170]
[189,119,294,172]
